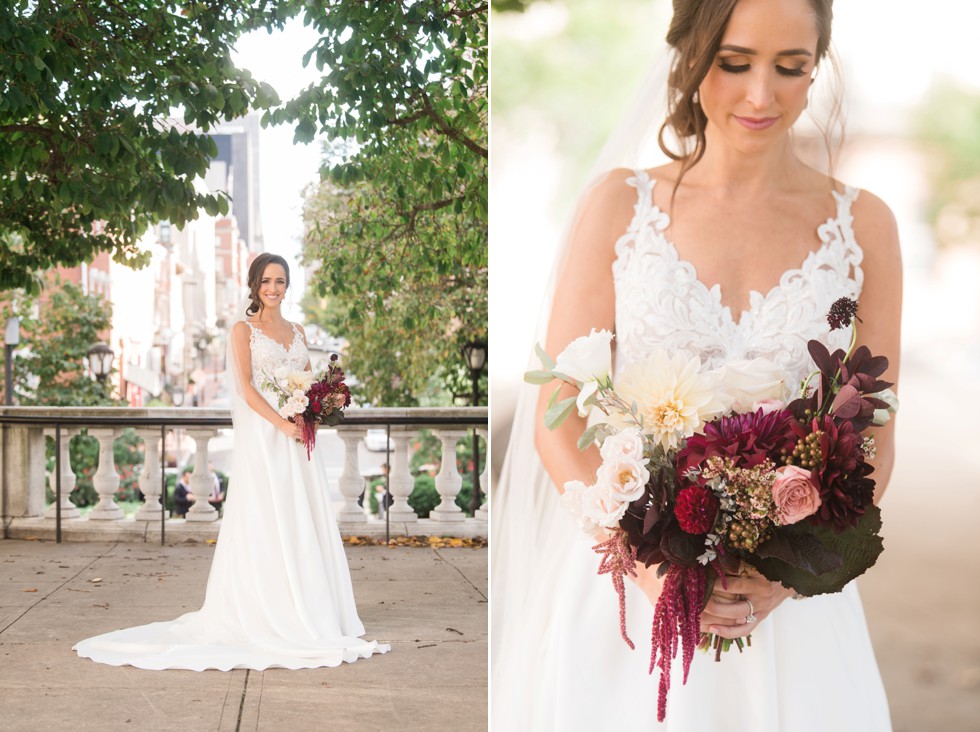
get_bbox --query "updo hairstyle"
[245,252,290,316]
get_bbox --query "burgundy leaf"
[807,340,833,373]
[830,384,862,418]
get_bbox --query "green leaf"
[544,395,577,431]
[523,369,555,385]
[752,507,884,596]
[534,342,555,371]
[576,423,605,451]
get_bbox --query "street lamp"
[4,317,19,406]
[461,341,487,514]
[87,342,114,394]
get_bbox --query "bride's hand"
[699,567,795,638]
[629,561,665,608]
[279,418,303,441]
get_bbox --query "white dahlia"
[615,351,728,451]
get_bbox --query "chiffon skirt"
[73,411,389,671]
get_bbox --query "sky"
[231,16,325,320]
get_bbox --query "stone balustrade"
[0,407,487,543]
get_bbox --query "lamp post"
[4,317,19,406]
[461,341,487,515]
[86,342,114,397]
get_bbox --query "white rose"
[582,483,629,528]
[595,454,649,505]
[720,358,788,413]
[599,427,647,463]
[871,387,899,426]
[561,480,599,534]
[554,329,613,416]
[280,401,302,419]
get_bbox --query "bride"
[74,253,389,670]
[492,0,900,729]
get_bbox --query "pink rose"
[772,465,822,525]
[753,398,786,415]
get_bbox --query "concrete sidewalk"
[0,540,487,732]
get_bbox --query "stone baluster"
[430,429,468,522]
[335,426,367,523]
[185,429,219,522]
[44,428,81,520]
[134,428,166,521]
[474,428,489,522]
[87,428,124,520]
[385,427,418,524]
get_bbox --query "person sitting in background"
[173,469,194,518]
[207,462,225,515]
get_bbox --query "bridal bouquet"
[262,354,351,459]
[526,298,897,722]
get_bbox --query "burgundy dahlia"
[801,414,875,531]
[674,485,718,535]
[677,408,797,479]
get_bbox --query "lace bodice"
[612,170,862,389]
[245,320,308,403]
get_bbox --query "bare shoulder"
[850,187,901,270]
[564,167,640,263]
[231,321,251,340]
[579,167,639,215]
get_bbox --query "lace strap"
[627,169,656,219]
[826,186,864,288]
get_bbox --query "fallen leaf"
[88,578,102,583]
[446,627,464,635]
[205,539,216,545]
[21,588,38,593]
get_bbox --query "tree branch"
[420,91,487,159]
[0,124,55,138]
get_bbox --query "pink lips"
[734,116,778,131]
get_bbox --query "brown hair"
[245,253,290,316]
[658,0,836,184]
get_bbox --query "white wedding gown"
[74,321,389,670]
[491,171,892,730]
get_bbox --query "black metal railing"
[0,407,488,545]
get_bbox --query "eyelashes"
[718,61,808,78]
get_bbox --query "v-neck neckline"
[643,178,849,328]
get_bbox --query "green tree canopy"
[285,1,488,406]
[0,277,120,406]
[0,1,278,292]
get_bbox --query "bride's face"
[258,263,288,310]
[698,0,818,154]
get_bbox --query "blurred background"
[490,1,980,729]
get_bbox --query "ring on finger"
[744,598,756,624]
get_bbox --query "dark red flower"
[827,297,861,330]
[674,485,718,535]
[677,408,797,479]
[799,415,875,531]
